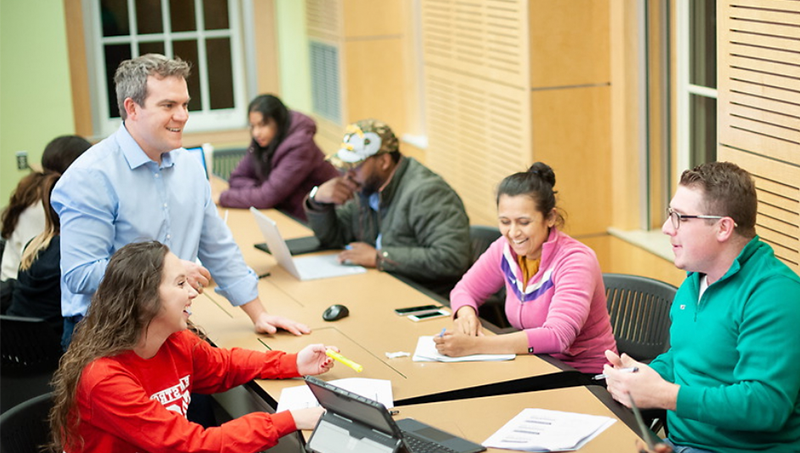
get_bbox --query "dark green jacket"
[306,157,470,288]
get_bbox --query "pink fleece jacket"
[450,228,617,373]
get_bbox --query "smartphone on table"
[407,309,450,322]
[394,304,442,316]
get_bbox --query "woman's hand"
[290,407,326,430]
[433,330,480,357]
[296,344,335,376]
[453,306,483,336]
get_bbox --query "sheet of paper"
[482,408,616,452]
[277,378,394,412]
[412,336,516,362]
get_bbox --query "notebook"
[250,207,367,281]
[305,376,486,453]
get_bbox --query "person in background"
[48,241,335,453]
[7,173,64,339]
[434,162,617,374]
[51,54,309,351]
[304,119,471,298]
[604,162,800,453]
[217,94,338,222]
[0,135,91,312]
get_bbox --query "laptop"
[305,376,486,453]
[250,207,367,281]
[254,235,338,256]
[185,144,210,179]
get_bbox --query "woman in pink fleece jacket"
[434,162,617,373]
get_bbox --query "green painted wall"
[0,0,76,206]
[275,0,312,114]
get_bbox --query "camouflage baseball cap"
[328,119,399,170]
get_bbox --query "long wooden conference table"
[198,191,644,451]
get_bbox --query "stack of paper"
[412,336,516,362]
[483,408,615,451]
[277,378,394,412]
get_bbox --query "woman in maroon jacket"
[218,94,338,221]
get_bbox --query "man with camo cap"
[305,119,470,297]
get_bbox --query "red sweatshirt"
[69,330,300,452]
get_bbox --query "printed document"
[483,408,615,451]
[412,336,515,362]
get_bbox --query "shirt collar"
[118,123,176,170]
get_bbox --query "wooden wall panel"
[344,38,408,132]
[421,0,530,226]
[582,235,686,288]
[343,0,404,37]
[421,0,529,86]
[306,0,343,42]
[531,86,612,236]
[528,0,610,88]
[425,66,530,226]
[718,147,800,270]
[718,0,800,275]
[253,0,280,96]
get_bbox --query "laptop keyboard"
[404,434,458,453]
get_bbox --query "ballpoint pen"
[591,366,639,381]
[438,328,446,338]
[326,349,364,372]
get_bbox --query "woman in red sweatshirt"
[49,240,336,452]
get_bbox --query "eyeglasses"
[666,208,737,230]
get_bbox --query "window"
[677,0,717,171]
[84,0,249,137]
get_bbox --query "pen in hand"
[592,366,639,381]
[438,328,446,338]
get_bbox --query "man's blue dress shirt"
[51,124,258,317]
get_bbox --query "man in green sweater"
[604,162,800,453]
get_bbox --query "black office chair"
[468,225,511,330]
[211,147,247,181]
[602,273,677,363]
[0,393,53,453]
[1,315,63,413]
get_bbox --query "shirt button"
[154,173,160,178]
[163,203,168,208]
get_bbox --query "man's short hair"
[114,54,191,120]
[679,161,757,238]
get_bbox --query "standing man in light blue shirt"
[52,54,310,348]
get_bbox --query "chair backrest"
[0,393,53,453]
[602,273,677,362]
[1,315,62,376]
[469,225,501,264]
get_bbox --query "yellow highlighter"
[326,349,363,373]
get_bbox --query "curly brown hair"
[48,241,170,452]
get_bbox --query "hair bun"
[529,162,556,187]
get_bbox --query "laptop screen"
[185,145,209,178]
[306,376,396,435]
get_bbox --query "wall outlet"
[16,151,29,170]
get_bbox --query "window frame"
[81,0,251,138]
[676,0,718,173]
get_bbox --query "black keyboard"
[404,434,457,453]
